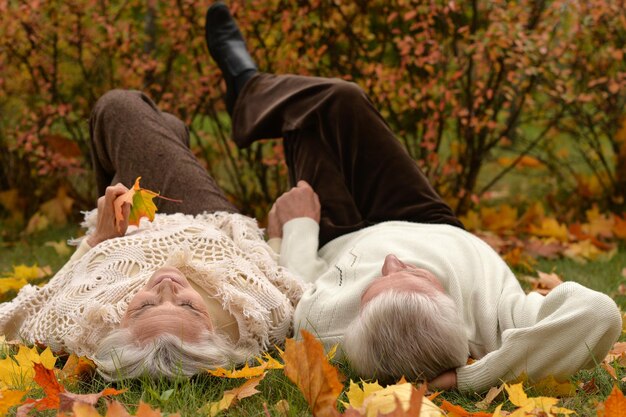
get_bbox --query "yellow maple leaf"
[2,264,52,281]
[44,240,72,257]
[583,206,614,239]
[0,189,24,223]
[528,218,568,241]
[459,210,481,231]
[208,352,286,378]
[0,388,27,415]
[518,202,546,229]
[503,383,574,417]
[563,240,616,263]
[0,277,29,294]
[0,345,57,389]
[207,362,269,379]
[342,380,442,417]
[480,204,519,233]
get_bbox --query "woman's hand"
[429,369,457,390]
[88,183,131,247]
[267,204,282,239]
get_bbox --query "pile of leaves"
[1,331,625,416]
[461,203,626,270]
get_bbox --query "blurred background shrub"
[0,0,624,229]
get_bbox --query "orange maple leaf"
[597,384,626,417]
[283,330,344,417]
[60,400,179,417]
[24,363,65,411]
[439,399,493,417]
[59,354,96,383]
[17,363,125,414]
[613,214,626,240]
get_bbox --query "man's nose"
[382,254,406,275]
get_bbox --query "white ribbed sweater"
[275,218,622,393]
[0,211,304,358]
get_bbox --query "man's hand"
[88,183,131,247]
[267,180,321,239]
[429,369,457,390]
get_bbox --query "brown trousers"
[90,74,462,247]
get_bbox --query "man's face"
[360,254,444,307]
[121,267,213,343]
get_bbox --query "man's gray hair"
[343,290,468,384]
[92,328,251,380]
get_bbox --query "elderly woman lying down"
[0,88,303,380]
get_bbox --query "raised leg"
[90,89,237,214]
[233,74,463,246]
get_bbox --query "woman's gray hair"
[92,328,251,380]
[343,290,468,384]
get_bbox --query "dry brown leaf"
[524,238,565,259]
[475,385,504,409]
[579,378,598,394]
[274,399,290,416]
[283,330,343,417]
[202,374,265,417]
[521,271,563,295]
[603,342,626,364]
[601,362,618,381]
[59,388,126,412]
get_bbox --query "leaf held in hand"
[113,177,181,232]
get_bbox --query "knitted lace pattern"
[0,211,304,358]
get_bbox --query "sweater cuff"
[267,237,282,254]
[283,217,320,244]
[456,360,495,394]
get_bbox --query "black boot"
[205,2,258,115]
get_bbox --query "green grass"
[1,224,625,416]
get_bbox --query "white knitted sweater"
[275,218,622,393]
[0,211,304,358]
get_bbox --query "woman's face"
[121,267,213,343]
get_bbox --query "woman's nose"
[156,279,179,300]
